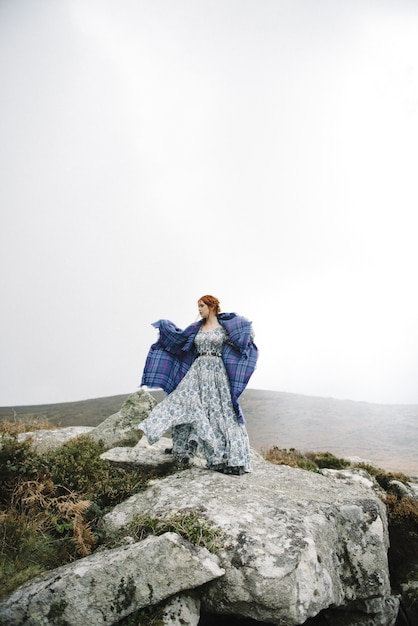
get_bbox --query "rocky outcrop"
[89,389,156,448]
[16,389,157,453]
[0,533,223,626]
[103,447,399,625]
[2,389,411,625]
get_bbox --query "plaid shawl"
[141,313,258,423]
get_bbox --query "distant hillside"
[0,394,134,427]
[0,389,298,429]
[1,389,417,475]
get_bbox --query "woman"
[138,295,258,475]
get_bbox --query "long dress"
[138,326,252,473]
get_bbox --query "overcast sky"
[1,0,418,407]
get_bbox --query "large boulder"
[89,388,157,448]
[0,533,224,626]
[15,389,157,455]
[103,452,399,626]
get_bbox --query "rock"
[100,436,207,470]
[389,479,418,499]
[14,389,157,456]
[319,595,400,625]
[319,467,381,492]
[89,389,157,448]
[17,426,94,453]
[399,580,418,626]
[103,453,397,626]
[388,480,410,498]
[407,480,418,499]
[345,455,377,467]
[0,533,224,626]
[161,593,201,625]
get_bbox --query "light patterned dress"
[138,326,252,473]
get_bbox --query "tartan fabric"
[141,319,200,395]
[140,313,258,423]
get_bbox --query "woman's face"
[198,300,211,319]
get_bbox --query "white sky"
[1,0,418,406]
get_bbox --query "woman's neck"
[203,313,219,327]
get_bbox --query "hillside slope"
[1,389,417,475]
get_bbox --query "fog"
[1,0,418,406]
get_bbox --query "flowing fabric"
[141,313,258,423]
[139,326,252,472]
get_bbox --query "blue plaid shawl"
[141,313,258,423]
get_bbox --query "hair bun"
[198,295,221,315]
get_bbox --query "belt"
[198,350,222,357]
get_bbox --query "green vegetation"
[44,435,146,507]
[0,432,150,599]
[124,511,222,554]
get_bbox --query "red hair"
[198,295,221,315]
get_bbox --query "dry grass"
[262,446,317,470]
[0,417,57,436]
[12,478,96,557]
[261,447,350,471]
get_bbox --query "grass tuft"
[261,446,350,471]
[124,511,223,554]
